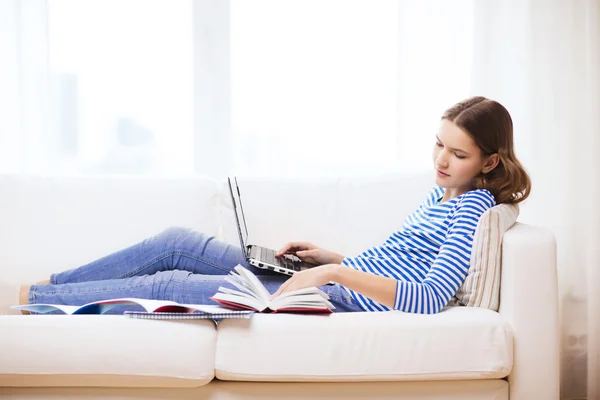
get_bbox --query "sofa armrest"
[499,222,559,400]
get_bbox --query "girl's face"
[432,119,495,196]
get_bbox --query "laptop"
[228,176,316,276]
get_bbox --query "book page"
[12,304,80,314]
[273,287,326,299]
[235,265,271,301]
[269,292,334,311]
[218,286,258,300]
[225,274,259,298]
[211,292,262,311]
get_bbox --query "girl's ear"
[482,153,500,174]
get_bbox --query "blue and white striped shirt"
[340,186,496,314]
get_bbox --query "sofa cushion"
[453,204,519,311]
[0,316,217,387]
[215,307,512,381]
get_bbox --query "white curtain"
[471,1,600,398]
[229,0,401,178]
[1,1,597,397]
[229,0,476,177]
[395,0,475,172]
[1,0,194,177]
[0,0,51,174]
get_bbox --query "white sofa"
[0,173,559,400]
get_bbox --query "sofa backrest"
[0,175,221,290]
[220,172,433,257]
[0,171,434,312]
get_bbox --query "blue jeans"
[29,227,364,314]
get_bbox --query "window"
[230,0,399,178]
[47,0,193,176]
[5,0,474,178]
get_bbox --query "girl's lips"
[437,170,450,177]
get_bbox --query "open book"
[210,264,334,313]
[12,298,253,319]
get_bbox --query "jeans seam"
[38,283,163,296]
[175,250,232,273]
[114,250,232,280]
[38,276,198,297]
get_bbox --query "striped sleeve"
[393,190,495,314]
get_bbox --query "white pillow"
[451,203,519,311]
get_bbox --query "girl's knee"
[153,226,211,252]
[155,226,199,244]
[159,226,191,239]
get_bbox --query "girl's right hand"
[276,241,345,266]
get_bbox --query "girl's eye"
[455,153,466,159]
[435,142,443,147]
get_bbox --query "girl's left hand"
[270,264,339,299]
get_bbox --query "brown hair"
[442,96,531,204]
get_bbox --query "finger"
[270,289,280,300]
[296,249,315,258]
[278,282,293,296]
[277,242,307,256]
[271,281,289,299]
[272,284,290,299]
[277,242,297,256]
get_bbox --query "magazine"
[12,297,253,319]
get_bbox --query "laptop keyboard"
[261,247,302,271]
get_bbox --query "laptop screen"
[228,177,250,257]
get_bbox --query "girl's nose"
[436,152,449,168]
